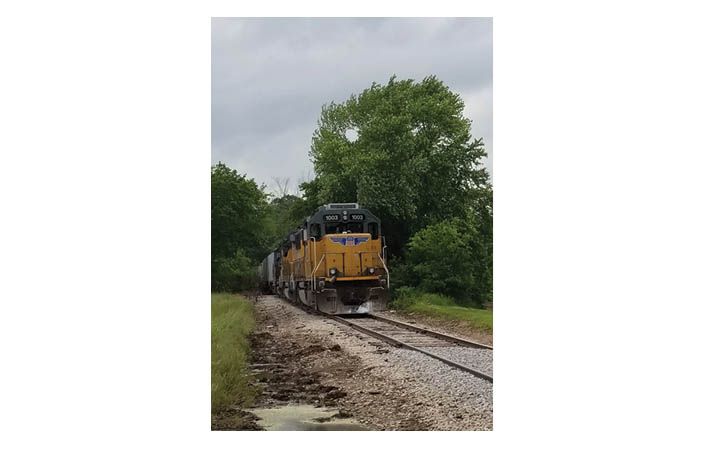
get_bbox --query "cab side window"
[310,223,322,239]
[368,222,379,240]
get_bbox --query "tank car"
[257,249,281,294]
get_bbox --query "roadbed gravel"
[419,347,493,377]
[230,295,493,431]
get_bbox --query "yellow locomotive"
[258,203,389,314]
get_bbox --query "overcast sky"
[212,17,492,195]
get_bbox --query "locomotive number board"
[324,213,364,221]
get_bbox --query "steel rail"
[328,314,493,383]
[276,295,493,383]
[366,314,493,350]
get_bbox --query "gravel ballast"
[419,346,493,377]
[390,348,493,417]
[250,295,493,430]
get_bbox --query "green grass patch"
[211,292,256,413]
[390,287,492,331]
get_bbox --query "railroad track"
[329,313,493,383]
[274,294,493,382]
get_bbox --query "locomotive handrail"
[310,236,318,289]
[377,253,389,289]
[310,253,326,291]
[311,237,317,276]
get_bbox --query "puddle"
[248,404,370,431]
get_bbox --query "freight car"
[258,203,389,314]
[257,250,280,294]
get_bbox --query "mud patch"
[211,299,359,430]
[296,344,327,357]
[220,297,366,428]
[212,409,263,431]
[249,328,354,408]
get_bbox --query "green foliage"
[211,162,271,262]
[389,286,420,309]
[265,194,311,248]
[211,249,257,292]
[305,75,491,258]
[403,215,492,307]
[386,257,410,297]
[391,286,458,308]
[211,293,256,413]
[211,162,272,291]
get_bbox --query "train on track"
[257,203,389,315]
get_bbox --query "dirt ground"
[216,295,493,431]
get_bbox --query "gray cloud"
[212,17,492,193]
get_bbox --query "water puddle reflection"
[249,404,370,431]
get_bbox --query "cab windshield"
[325,222,364,234]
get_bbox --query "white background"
[1,1,714,449]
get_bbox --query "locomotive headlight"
[329,268,337,276]
[368,267,375,274]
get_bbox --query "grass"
[390,288,493,331]
[211,292,256,413]
[407,301,493,331]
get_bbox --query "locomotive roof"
[318,203,359,210]
[306,204,380,225]
[278,204,381,244]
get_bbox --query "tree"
[404,215,492,307]
[306,75,491,257]
[271,177,291,199]
[211,163,271,291]
[266,194,308,247]
[211,248,256,292]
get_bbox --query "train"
[257,203,389,314]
